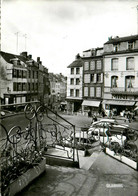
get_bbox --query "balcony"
[111,87,138,95]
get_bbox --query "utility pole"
[15,32,19,54]
[132,5,138,34]
[135,5,138,34]
[23,34,27,51]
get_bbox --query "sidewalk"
[17,151,138,196]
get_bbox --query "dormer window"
[113,44,119,52]
[128,42,134,50]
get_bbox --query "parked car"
[88,119,128,146]
[62,131,94,149]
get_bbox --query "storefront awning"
[82,100,100,107]
[103,100,135,106]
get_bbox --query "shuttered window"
[84,87,88,96]
[96,60,102,70]
[90,61,95,70]
[96,87,101,97]
[90,87,95,97]
[84,62,89,70]
[84,74,90,83]
[111,58,118,70]
[126,57,134,70]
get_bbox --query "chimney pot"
[37,57,40,62]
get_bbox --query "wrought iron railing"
[0,102,78,195]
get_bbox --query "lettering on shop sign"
[112,95,127,99]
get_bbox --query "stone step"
[79,151,100,170]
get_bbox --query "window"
[84,87,88,96]
[70,89,74,96]
[97,73,101,82]
[32,83,34,90]
[28,83,30,91]
[33,71,35,78]
[22,83,26,91]
[126,57,134,70]
[113,44,119,52]
[22,71,27,78]
[71,68,74,74]
[111,58,118,70]
[35,71,38,79]
[17,70,22,78]
[84,74,90,83]
[28,70,31,78]
[13,82,17,91]
[75,89,79,97]
[13,69,17,77]
[76,78,80,85]
[37,71,38,78]
[128,42,134,50]
[76,68,80,74]
[126,76,135,89]
[17,83,22,91]
[84,62,89,70]
[90,74,94,82]
[111,76,118,88]
[96,60,102,70]
[90,87,95,97]
[96,87,101,97]
[90,61,95,70]
[70,78,74,85]
[35,83,38,91]
[90,74,96,83]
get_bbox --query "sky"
[1,0,138,75]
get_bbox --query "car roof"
[99,119,117,123]
[74,132,88,139]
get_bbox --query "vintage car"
[88,119,129,146]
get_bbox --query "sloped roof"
[104,35,138,45]
[0,51,17,63]
[67,59,83,68]
[0,51,39,67]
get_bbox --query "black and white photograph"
[0,0,138,195]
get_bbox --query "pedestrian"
[88,110,91,118]
[93,115,97,122]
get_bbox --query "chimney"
[75,53,80,59]
[28,54,32,59]
[20,52,28,58]
[37,57,40,62]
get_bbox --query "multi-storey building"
[103,35,138,115]
[66,54,83,114]
[0,51,49,105]
[81,47,104,115]
[48,72,67,109]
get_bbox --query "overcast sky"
[1,0,138,75]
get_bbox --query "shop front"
[103,99,135,116]
[82,100,101,116]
